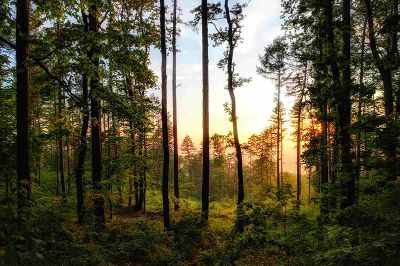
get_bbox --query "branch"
[0,36,16,50]
[210,21,224,36]
[34,59,84,105]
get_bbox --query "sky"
[150,0,298,172]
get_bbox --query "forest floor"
[1,178,400,265]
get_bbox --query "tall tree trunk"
[225,0,244,205]
[16,0,31,210]
[54,91,59,196]
[296,98,304,202]
[172,0,180,212]
[160,0,170,230]
[75,12,90,224]
[75,74,89,224]
[143,132,147,214]
[339,0,355,208]
[128,120,137,208]
[277,71,281,188]
[355,20,367,182]
[322,0,342,216]
[201,0,210,220]
[66,138,71,195]
[89,3,105,226]
[107,113,112,219]
[58,88,66,198]
[137,129,144,210]
[321,104,329,186]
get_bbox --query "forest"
[0,0,400,265]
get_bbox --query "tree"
[339,0,355,208]
[88,3,105,226]
[201,0,210,220]
[160,0,170,230]
[16,0,31,210]
[363,0,398,180]
[222,0,248,205]
[172,0,179,212]
[258,36,288,188]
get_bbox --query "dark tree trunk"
[296,96,304,202]
[143,133,147,214]
[129,121,134,207]
[75,12,90,224]
[339,0,355,208]
[172,0,180,212]
[277,72,281,188]
[137,129,144,210]
[321,104,329,186]
[160,0,171,230]
[225,0,244,205]
[67,138,71,195]
[322,0,341,215]
[16,0,31,210]
[201,0,210,220]
[58,88,66,198]
[75,74,89,224]
[106,114,112,219]
[54,92,59,196]
[355,20,367,182]
[89,3,105,226]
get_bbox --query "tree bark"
[160,0,171,230]
[75,74,89,224]
[172,0,179,211]
[58,87,66,198]
[296,74,306,202]
[89,3,105,226]
[16,0,31,210]
[225,0,244,205]
[277,71,281,188]
[201,0,210,220]
[75,12,90,224]
[339,0,355,208]
[355,19,367,182]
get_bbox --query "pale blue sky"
[150,0,297,171]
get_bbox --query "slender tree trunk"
[160,0,170,230]
[54,92,59,196]
[201,0,210,220]
[128,120,136,208]
[143,133,147,214]
[37,155,41,186]
[355,20,367,182]
[296,99,303,202]
[67,138,71,195]
[114,135,123,205]
[172,0,180,212]
[321,104,329,186]
[137,129,144,210]
[107,113,112,219]
[58,88,66,198]
[280,105,283,184]
[225,0,244,205]
[277,72,281,188]
[339,0,355,208]
[89,3,105,226]
[5,176,9,201]
[16,0,31,210]
[75,74,89,224]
